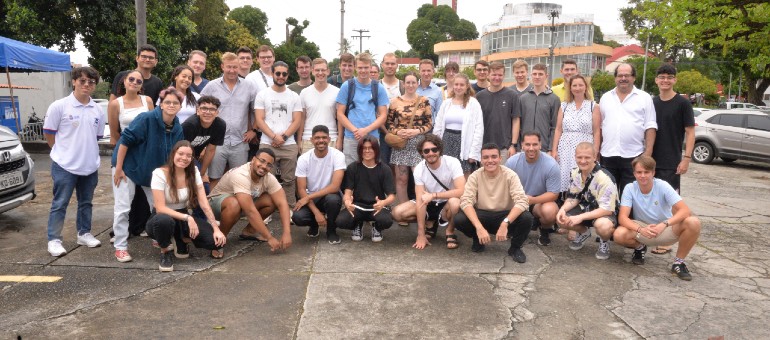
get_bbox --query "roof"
[0,35,71,72]
[396,58,421,65]
[606,44,655,64]
[0,84,40,89]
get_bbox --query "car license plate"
[0,171,24,190]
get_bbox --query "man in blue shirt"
[613,155,702,281]
[335,52,390,164]
[504,131,560,246]
[415,59,443,124]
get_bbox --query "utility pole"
[340,1,346,54]
[351,29,371,54]
[548,9,559,85]
[135,0,147,48]
[641,27,651,91]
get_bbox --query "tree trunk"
[744,65,770,105]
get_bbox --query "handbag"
[385,97,420,149]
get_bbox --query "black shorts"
[425,200,448,223]
[567,207,618,228]
[655,168,680,192]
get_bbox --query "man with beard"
[255,61,303,207]
[208,149,293,255]
[292,125,346,244]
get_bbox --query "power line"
[351,29,370,54]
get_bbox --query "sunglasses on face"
[127,76,143,85]
[274,71,288,77]
[77,78,97,86]
[422,147,439,155]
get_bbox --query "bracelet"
[683,155,691,159]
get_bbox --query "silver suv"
[693,110,770,164]
[0,126,36,213]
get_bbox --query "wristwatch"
[663,220,670,227]
[251,128,258,134]
[502,217,510,224]
[281,134,289,140]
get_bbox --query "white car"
[0,126,36,213]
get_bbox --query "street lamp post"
[548,9,560,85]
[641,27,651,91]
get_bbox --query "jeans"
[291,194,342,233]
[111,167,154,250]
[343,138,359,165]
[145,211,219,250]
[379,134,392,164]
[47,162,98,241]
[454,209,533,249]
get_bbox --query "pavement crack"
[291,239,318,340]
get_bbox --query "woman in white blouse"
[146,140,226,272]
[433,73,484,177]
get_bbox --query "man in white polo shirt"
[599,63,657,196]
[42,66,106,256]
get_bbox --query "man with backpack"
[335,52,390,164]
[556,142,620,260]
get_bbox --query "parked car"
[693,110,770,164]
[0,126,36,213]
[93,99,111,143]
[692,107,710,118]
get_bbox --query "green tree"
[628,0,769,104]
[274,18,321,83]
[228,5,271,45]
[461,66,476,80]
[406,4,478,61]
[674,70,717,97]
[394,49,419,58]
[591,71,615,99]
[593,25,622,48]
[623,56,663,95]
[395,65,419,80]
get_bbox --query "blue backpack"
[343,78,380,117]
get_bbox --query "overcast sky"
[69,0,632,65]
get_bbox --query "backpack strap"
[344,78,356,117]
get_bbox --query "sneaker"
[109,235,115,244]
[671,262,692,281]
[307,225,320,238]
[471,238,485,253]
[159,251,174,272]
[508,246,527,263]
[263,215,273,224]
[371,225,383,242]
[115,249,133,262]
[538,229,551,246]
[139,231,148,237]
[47,240,67,257]
[77,233,102,248]
[632,245,647,265]
[351,223,363,241]
[171,238,189,259]
[569,230,592,250]
[327,231,341,245]
[595,241,610,260]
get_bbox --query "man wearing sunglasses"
[392,134,465,250]
[255,61,303,207]
[110,44,163,104]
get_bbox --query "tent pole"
[5,66,21,134]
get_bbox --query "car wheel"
[721,157,737,163]
[693,142,714,164]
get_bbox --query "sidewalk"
[1,155,768,339]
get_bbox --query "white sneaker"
[47,240,67,257]
[139,231,148,237]
[77,233,102,248]
[264,215,273,224]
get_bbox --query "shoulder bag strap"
[426,166,451,191]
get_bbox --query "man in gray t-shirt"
[514,63,560,152]
[476,61,519,162]
[505,131,561,247]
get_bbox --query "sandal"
[446,234,459,249]
[425,222,438,239]
[398,222,410,227]
[651,246,672,255]
[238,234,268,243]
[210,248,224,259]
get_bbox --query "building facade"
[434,41,481,71]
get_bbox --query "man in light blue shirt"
[613,155,702,281]
[416,59,443,124]
[335,52,390,164]
[504,131,560,247]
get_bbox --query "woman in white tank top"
[108,70,154,146]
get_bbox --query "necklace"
[363,162,377,169]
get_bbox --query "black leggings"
[145,210,219,250]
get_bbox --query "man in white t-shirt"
[299,58,340,153]
[613,155,701,281]
[255,61,303,207]
[208,149,293,253]
[292,125,346,244]
[245,45,275,94]
[43,67,106,256]
[392,134,465,250]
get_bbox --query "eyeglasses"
[139,55,156,61]
[77,78,97,86]
[127,76,143,85]
[656,75,676,80]
[255,157,274,169]
[475,68,489,72]
[258,55,274,60]
[198,107,217,113]
[162,101,180,107]
[274,71,288,77]
[422,147,440,155]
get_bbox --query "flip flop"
[238,234,267,243]
[210,248,224,259]
[446,234,459,249]
[651,246,672,255]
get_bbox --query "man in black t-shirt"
[651,64,695,192]
[183,96,226,188]
[109,44,164,104]
[476,61,519,161]
[335,136,396,243]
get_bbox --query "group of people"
[42,44,701,280]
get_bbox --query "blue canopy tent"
[0,36,71,132]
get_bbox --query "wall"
[0,71,70,125]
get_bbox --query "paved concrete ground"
[2,154,769,339]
